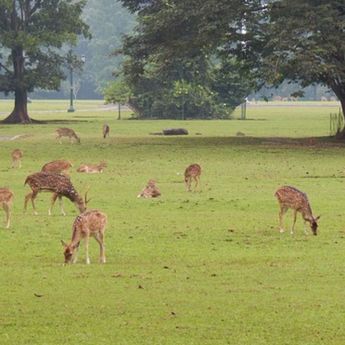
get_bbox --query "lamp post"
[67,53,86,112]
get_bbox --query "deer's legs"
[303,220,309,235]
[186,178,192,192]
[59,196,66,216]
[49,193,58,215]
[18,160,22,168]
[85,234,90,264]
[2,203,10,228]
[24,191,38,215]
[194,176,201,191]
[49,194,66,216]
[291,210,297,234]
[279,206,288,233]
[56,135,62,144]
[72,245,79,264]
[94,232,106,264]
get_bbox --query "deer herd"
[0,125,321,264]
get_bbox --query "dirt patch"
[0,134,31,141]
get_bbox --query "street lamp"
[67,53,86,113]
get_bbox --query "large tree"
[261,0,345,136]
[120,0,345,129]
[0,0,89,123]
[119,0,259,119]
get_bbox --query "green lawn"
[0,100,344,345]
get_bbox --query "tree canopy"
[119,0,345,125]
[119,0,259,119]
[0,0,89,123]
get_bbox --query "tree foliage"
[261,0,345,134]
[0,0,89,123]
[119,0,259,119]
[119,0,345,127]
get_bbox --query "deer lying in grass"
[0,188,14,228]
[275,186,320,235]
[61,210,107,264]
[24,172,88,216]
[137,179,161,198]
[76,161,107,174]
[184,164,201,192]
[103,124,110,138]
[11,149,23,168]
[41,160,73,175]
[56,128,80,144]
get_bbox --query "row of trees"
[1,0,345,135]
[108,0,345,132]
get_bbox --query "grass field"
[0,100,345,345]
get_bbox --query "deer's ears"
[61,240,67,247]
[315,215,321,221]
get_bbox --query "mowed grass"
[0,100,345,345]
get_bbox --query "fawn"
[137,179,161,198]
[0,188,14,228]
[184,164,201,192]
[103,124,110,138]
[61,209,107,264]
[24,172,88,216]
[275,186,320,235]
[76,161,107,173]
[11,149,23,168]
[56,128,80,144]
[41,160,73,175]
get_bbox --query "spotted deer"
[41,160,73,175]
[0,188,14,228]
[56,128,80,144]
[24,172,88,216]
[275,186,320,235]
[61,209,107,264]
[137,179,161,198]
[11,149,23,168]
[103,124,110,138]
[76,161,107,173]
[184,163,201,192]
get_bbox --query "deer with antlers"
[275,186,320,235]
[24,172,89,216]
[103,124,110,138]
[0,188,14,229]
[76,161,107,174]
[137,179,161,198]
[61,209,107,264]
[41,160,73,175]
[11,149,23,168]
[184,163,201,192]
[56,128,80,144]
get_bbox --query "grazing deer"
[184,163,201,192]
[61,209,107,264]
[24,172,88,216]
[0,188,14,229]
[41,160,73,175]
[56,128,80,144]
[11,149,23,168]
[275,186,320,235]
[137,179,161,198]
[103,124,110,138]
[76,161,107,174]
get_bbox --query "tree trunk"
[335,97,345,139]
[2,87,31,124]
[2,46,32,124]
[117,103,121,120]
